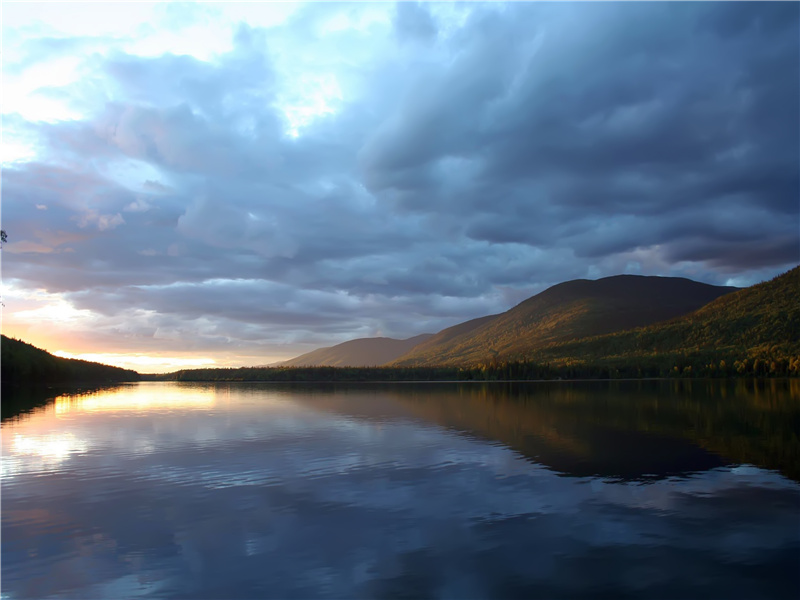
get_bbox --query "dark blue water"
[2,380,799,599]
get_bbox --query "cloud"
[76,209,124,231]
[393,2,437,44]
[1,2,797,364]
[124,197,151,212]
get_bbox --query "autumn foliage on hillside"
[530,266,800,377]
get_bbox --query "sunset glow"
[52,351,218,373]
[53,387,216,414]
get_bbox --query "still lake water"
[2,380,799,599]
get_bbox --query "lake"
[2,380,799,599]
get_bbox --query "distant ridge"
[280,334,433,367]
[391,275,739,366]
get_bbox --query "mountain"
[392,314,499,365]
[392,275,739,366]
[1,335,140,384]
[280,334,433,367]
[537,265,800,371]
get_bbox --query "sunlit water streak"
[2,381,799,599]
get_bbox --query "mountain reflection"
[296,379,800,483]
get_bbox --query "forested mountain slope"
[536,266,800,373]
[392,275,738,366]
[392,314,499,366]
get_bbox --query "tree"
[1,230,6,305]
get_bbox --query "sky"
[1,1,798,373]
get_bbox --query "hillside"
[392,314,499,365]
[537,266,800,373]
[391,275,738,366]
[280,334,433,367]
[1,335,140,384]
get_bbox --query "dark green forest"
[1,335,140,385]
[160,356,798,383]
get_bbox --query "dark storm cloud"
[3,2,797,359]
[360,2,798,267]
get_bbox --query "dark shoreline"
[148,376,789,384]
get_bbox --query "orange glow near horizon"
[52,350,218,373]
[2,329,288,374]
[53,386,216,414]
[1,288,292,373]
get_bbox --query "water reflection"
[2,381,799,599]
[2,432,91,480]
[11,432,89,460]
[382,381,799,481]
[52,385,216,414]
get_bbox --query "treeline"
[164,365,465,382]
[538,353,800,380]
[161,351,800,383]
[1,335,140,385]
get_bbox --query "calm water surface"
[2,380,799,599]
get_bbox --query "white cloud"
[124,198,150,213]
[76,210,125,231]
[2,55,85,122]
